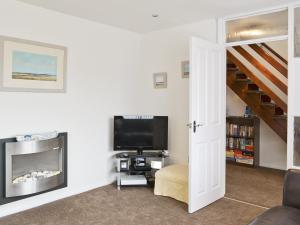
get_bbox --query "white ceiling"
[18,0,295,33]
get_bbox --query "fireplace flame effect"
[13,170,61,184]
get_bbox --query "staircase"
[227,44,288,142]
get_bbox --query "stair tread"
[273,115,287,119]
[227,68,239,72]
[260,102,275,107]
[235,79,251,82]
[227,69,287,142]
[226,51,287,142]
[247,90,262,93]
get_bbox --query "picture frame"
[181,61,189,78]
[0,36,67,93]
[153,72,167,89]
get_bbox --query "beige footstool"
[154,164,188,203]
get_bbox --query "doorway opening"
[223,7,290,208]
[225,38,288,208]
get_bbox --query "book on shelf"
[226,116,260,166]
[234,150,254,158]
[226,137,254,151]
[235,157,254,165]
[226,146,254,163]
[226,122,254,138]
[226,150,234,158]
[226,119,257,166]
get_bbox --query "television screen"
[114,116,168,151]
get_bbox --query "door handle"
[193,121,197,133]
[193,121,203,133]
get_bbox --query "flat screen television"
[114,116,168,153]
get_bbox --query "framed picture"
[181,61,189,78]
[153,72,167,89]
[0,36,67,92]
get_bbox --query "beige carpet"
[0,164,284,225]
[226,164,285,208]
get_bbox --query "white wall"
[290,58,300,169]
[0,5,218,214]
[140,20,217,165]
[266,40,288,60]
[0,0,290,217]
[0,0,143,217]
[293,59,300,114]
[226,87,287,170]
[251,40,290,169]
[139,19,287,169]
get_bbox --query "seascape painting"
[0,36,66,92]
[12,51,58,82]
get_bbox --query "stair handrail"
[227,50,287,113]
[232,46,287,95]
[249,44,288,78]
[260,43,288,65]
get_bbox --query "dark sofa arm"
[283,169,300,209]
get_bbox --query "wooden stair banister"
[233,46,287,95]
[227,51,287,113]
[249,44,288,78]
[261,43,288,65]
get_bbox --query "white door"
[188,37,226,213]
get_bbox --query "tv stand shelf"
[115,151,168,190]
[116,152,167,159]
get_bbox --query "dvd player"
[120,175,147,185]
[133,164,151,171]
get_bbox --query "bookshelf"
[226,116,260,167]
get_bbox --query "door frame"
[217,2,300,170]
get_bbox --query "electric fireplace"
[0,133,67,204]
